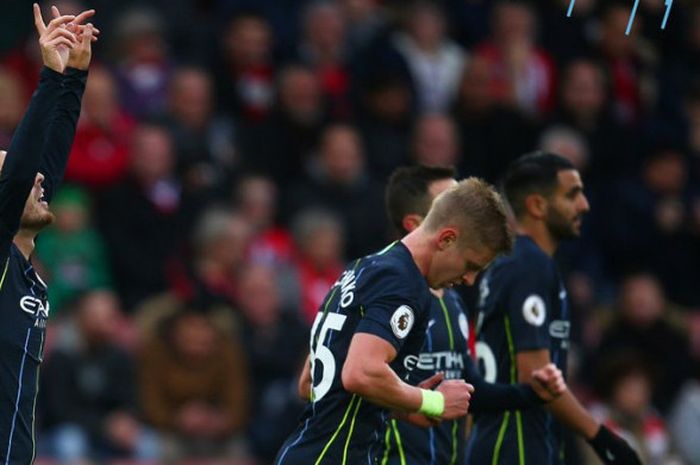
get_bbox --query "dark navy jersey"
[275,241,432,465]
[380,289,469,465]
[0,67,86,465]
[467,235,570,465]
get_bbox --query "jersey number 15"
[310,312,348,401]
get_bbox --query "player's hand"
[531,363,567,402]
[588,425,643,465]
[417,372,444,390]
[50,6,99,71]
[436,380,473,420]
[33,3,77,73]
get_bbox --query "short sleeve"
[355,266,423,353]
[504,263,553,352]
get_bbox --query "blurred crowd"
[2,0,700,464]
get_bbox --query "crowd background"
[2,0,700,464]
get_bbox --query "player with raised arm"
[0,5,97,465]
[466,153,642,465]
[379,165,567,465]
[276,178,513,465]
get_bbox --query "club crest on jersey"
[391,305,414,339]
[522,295,546,326]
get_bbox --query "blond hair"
[423,177,513,254]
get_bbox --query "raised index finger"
[33,3,47,34]
[46,13,76,33]
[72,9,96,26]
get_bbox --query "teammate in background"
[466,153,642,465]
[276,178,513,465]
[0,5,97,465]
[379,165,567,465]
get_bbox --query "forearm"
[544,389,598,440]
[342,359,422,412]
[465,359,540,413]
[40,67,87,202]
[0,68,63,229]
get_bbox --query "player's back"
[0,244,50,465]
[467,235,569,465]
[275,241,431,465]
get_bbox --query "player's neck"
[401,228,432,278]
[13,230,37,260]
[516,221,558,257]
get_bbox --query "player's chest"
[0,261,50,332]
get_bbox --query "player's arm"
[0,8,77,246]
[39,7,97,202]
[342,333,472,419]
[466,357,566,413]
[518,350,642,465]
[298,354,311,400]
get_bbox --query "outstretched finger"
[46,13,76,33]
[418,372,444,390]
[72,8,95,26]
[33,3,47,34]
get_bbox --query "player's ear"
[436,227,458,250]
[402,214,423,233]
[524,193,547,220]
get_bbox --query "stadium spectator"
[297,0,352,119]
[585,353,678,465]
[98,123,197,311]
[164,66,238,195]
[391,1,466,114]
[111,7,173,118]
[593,273,693,414]
[284,123,388,257]
[474,1,556,116]
[40,290,159,463]
[215,12,275,121]
[239,64,326,190]
[235,263,307,463]
[452,55,536,181]
[289,208,344,325]
[668,372,700,465]
[64,66,134,190]
[34,185,112,316]
[411,113,460,169]
[139,309,250,461]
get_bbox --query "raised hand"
[531,363,567,402]
[50,6,100,71]
[33,3,77,73]
[436,379,474,420]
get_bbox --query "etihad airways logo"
[20,295,50,320]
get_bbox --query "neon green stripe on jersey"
[504,315,517,384]
[505,316,526,465]
[515,410,526,465]
[492,410,511,465]
[438,297,455,350]
[391,419,406,465]
[377,241,398,256]
[315,395,358,465]
[0,257,10,290]
[312,259,361,348]
[341,397,363,464]
[380,424,392,465]
[449,419,459,465]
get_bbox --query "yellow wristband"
[418,389,445,417]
